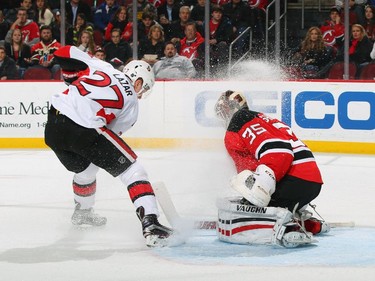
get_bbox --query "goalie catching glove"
[230,164,276,207]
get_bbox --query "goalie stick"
[153,181,355,230]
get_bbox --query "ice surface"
[0,149,374,281]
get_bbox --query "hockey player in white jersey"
[45,46,172,247]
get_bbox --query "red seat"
[327,62,357,80]
[358,63,375,80]
[23,67,52,80]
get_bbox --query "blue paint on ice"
[155,228,375,266]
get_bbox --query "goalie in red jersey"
[214,90,330,248]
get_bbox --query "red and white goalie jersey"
[51,47,138,136]
[225,107,323,184]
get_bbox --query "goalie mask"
[123,60,155,99]
[215,90,247,126]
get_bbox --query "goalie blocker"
[216,197,316,248]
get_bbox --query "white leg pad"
[216,197,292,245]
[216,197,316,247]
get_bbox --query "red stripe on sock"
[73,181,96,196]
[128,182,154,201]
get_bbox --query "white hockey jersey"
[51,46,138,136]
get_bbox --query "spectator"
[5,0,35,25]
[104,28,132,70]
[339,0,365,27]
[119,11,157,45]
[51,9,71,42]
[370,41,375,60]
[0,10,10,42]
[29,25,61,79]
[94,46,106,60]
[4,28,32,78]
[165,6,193,44]
[157,0,180,28]
[66,13,93,46]
[137,12,156,42]
[0,45,18,80]
[222,0,252,55]
[292,27,333,79]
[94,0,119,34]
[178,21,205,74]
[5,7,40,47]
[153,41,197,79]
[34,0,54,27]
[347,24,373,66]
[127,0,157,22]
[364,5,375,42]
[104,6,131,42]
[77,30,96,55]
[191,0,211,27]
[207,5,233,74]
[320,6,345,54]
[65,0,93,27]
[138,24,165,65]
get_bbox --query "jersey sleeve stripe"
[256,139,293,160]
[293,149,315,162]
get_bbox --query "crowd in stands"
[0,0,374,81]
[290,0,375,79]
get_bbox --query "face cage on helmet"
[215,96,243,126]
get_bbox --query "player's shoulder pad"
[227,106,260,132]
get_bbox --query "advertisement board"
[0,80,374,153]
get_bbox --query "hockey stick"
[153,181,217,233]
[153,181,182,228]
[153,181,355,230]
[153,181,213,240]
[192,220,355,230]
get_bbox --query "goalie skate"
[281,231,316,248]
[295,206,331,235]
[71,203,107,226]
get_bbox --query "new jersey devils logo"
[323,29,336,46]
[181,47,197,59]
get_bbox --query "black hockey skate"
[136,207,173,247]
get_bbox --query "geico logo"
[286,91,375,130]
